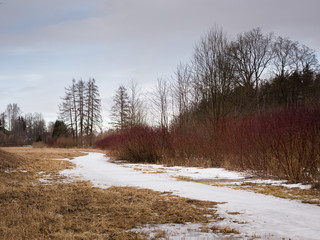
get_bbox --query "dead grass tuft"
[174,176,195,181]
[210,225,240,234]
[227,211,241,215]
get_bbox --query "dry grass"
[173,176,195,181]
[200,224,240,234]
[0,147,226,239]
[227,211,241,215]
[235,184,320,206]
[210,225,240,234]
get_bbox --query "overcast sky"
[1,0,319,128]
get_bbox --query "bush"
[0,131,8,146]
[53,137,76,148]
[32,141,47,148]
[97,106,320,184]
[223,107,320,183]
[96,125,172,163]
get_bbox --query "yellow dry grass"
[0,147,226,239]
[200,224,240,234]
[234,183,320,206]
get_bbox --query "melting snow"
[60,152,320,240]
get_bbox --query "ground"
[0,147,237,240]
[1,147,320,239]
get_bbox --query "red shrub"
[95,125,173,163]
[223,106,320,183]
[96,106,320,183]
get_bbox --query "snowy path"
[61,152,320,240]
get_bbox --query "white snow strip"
[124,163,245,180]
[60,152,320,240]
[245,179,312,190]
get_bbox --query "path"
[60,152,320,240]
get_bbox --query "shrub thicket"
[96,106,320,184]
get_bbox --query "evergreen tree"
[52,120,69,139]
[0,119,4,132]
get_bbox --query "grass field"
[0,147,227,239]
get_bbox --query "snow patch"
[59,152,320,240]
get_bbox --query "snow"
[130,223,241,240]
[60,152,320,240]
[123,163,313,190]
[244,179,312,190]
[123,163,245,180]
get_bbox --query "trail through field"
[61,152,320,240]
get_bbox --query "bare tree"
[172,62,192,125]
[77,79,85,146]
[25,113,46,143]
[59,79,78,143]
[152,78,169,128]
[128,80,145,127]
[295,44,319,72]
[191,27,235,121]
[273,36,298,78]
[231,28,273,110]
[60,78,102,146]
[111,85,130,130]
[85,78,102,146]
[6,103,21,131]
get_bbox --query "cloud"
[0,0,319,125]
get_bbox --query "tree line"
[111,27,319,130]
[0,103,46,146]
[0,78,103,147]
[171,27,319,127]
[102,26,320,184]
[59,78,102,146]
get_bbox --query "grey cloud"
[0,0,319,123]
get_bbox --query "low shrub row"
[96,106,320,184]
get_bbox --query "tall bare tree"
[128,80,145,127]
[152,78,169,128]
[272,36,298,78]
[60,78,102,146]
[59,79,78,143]
[231,28,273,110]
[85,78,102,146]
[191,27,235,121]
[295,44,319,73]
[172,62,192,126]
[77,79,85,146]
[6,103,21,131]
[111,85,130,130]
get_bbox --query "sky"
[1,0,320,128]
